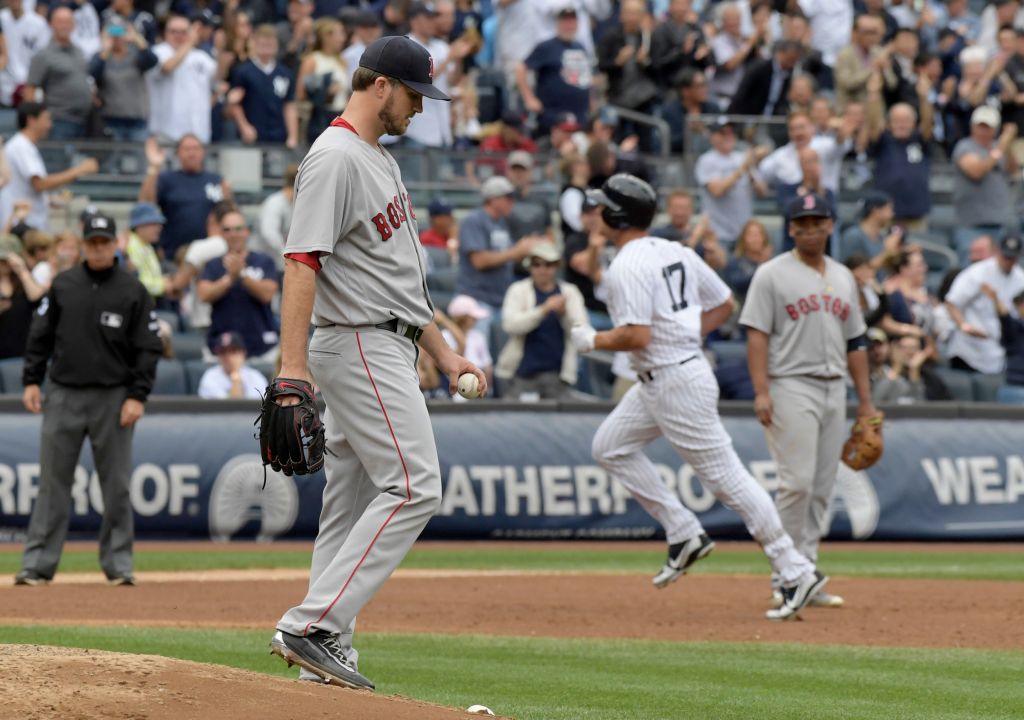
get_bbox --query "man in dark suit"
[727,40,802,117]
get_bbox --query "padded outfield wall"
[0,399,1022,542]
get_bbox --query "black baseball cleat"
[270,630,375,691]
[652,533,716,588]
[14,571,51,586]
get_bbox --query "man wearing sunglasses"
[196,209,280,361]
[496,242,589,399]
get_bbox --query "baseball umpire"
[16,213,162,587]
[575,175,827,621]
[739,193,878,609]
[263,36,487,690]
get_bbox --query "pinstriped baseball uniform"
[275,120,441,668]
[739,251,866,564]
[592,237,814,585]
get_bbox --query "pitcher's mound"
[0,645,500,720]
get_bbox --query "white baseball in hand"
[457,373,481,399]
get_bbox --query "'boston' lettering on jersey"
[784,293,850,322]
[370,193,417,241]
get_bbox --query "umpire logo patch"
[100,311,124,329]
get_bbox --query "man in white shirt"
[0,0,51,106]
[173,201,234,334]
[146,14,218,143]
[197,331,269,399]
[796,0,852,84]
[944,235,1024,374]
[758,110,845,196]
[0,102,98,231]
[404,3,468,150]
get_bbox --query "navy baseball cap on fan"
[1000,234,1023,258]
[788,193,832,220]
[213,331,246,354]
[83,213,117,241]
[359,36,451,101]
[428,198,453,216]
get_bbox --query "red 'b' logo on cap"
[803,195,815,210]
[428,57,434,79]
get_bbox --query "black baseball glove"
[258,378,326,476]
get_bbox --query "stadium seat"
[585,352,614,400]
[430,290,454,316]
[152,359,187,395]
[971,373,1005,403]
[709,340,748,365]
[934,367,974,402]
[0,357,23,394]
[427,267,458,293]
[184,360,216,395]
[249,360,276,384]
[154,310,182,333]
[425,246,451,271]
[171,333,207,361]
[490,311,509,362]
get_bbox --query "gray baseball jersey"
[602,237,732,373]
[285,122,434,328]
[739,251,866,379]
[275,119,443,683]
[739,250,866,571]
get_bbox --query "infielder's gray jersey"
[739,252,865,378]
[284,123,433,328]
[602,237,732,373]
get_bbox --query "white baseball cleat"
[766,571,829,621]
[652,533,715,588]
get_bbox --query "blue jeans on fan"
[105,118,149,142]
[49,118,84,140]
[995,383,1024,404]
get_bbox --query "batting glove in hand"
[570,325,597,353]
[258,378,326,477]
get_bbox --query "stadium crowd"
[0,0,1022,404]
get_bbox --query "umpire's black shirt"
[22,261,163,401]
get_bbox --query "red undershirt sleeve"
[284,251,325,273]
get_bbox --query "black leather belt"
[374,318,423,342]
[637,355,697,384]
[316,318,423,343]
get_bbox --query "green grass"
[0,546,1019,581]
[2,624,1022,720]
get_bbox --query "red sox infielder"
[740,193,877,609]
[575,174,827,621]
[267,36,487,689]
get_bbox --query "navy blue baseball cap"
[359,36,451,101]
[788,193,832,220]
[428,198,453,216]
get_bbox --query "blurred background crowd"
[0,0,1022,405]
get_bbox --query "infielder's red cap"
[359,36,451,102]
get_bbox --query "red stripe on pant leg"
[302,332,412,637]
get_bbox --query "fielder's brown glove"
[258,378,326,476]
[841,411,885,470]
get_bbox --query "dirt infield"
[0,646,501,720]
[0,541,1020,718]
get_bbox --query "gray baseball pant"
[277,328,442,649]
[765,376,847,564]
[21,384,135,580]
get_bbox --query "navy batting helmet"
[586,174,657,230]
